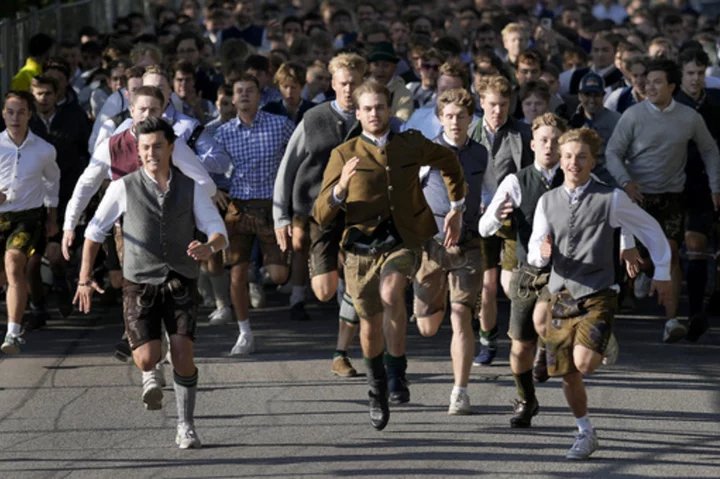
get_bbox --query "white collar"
[533,161,560,177]
[1,129,35,149]
[363,129,390,146]
[141,166,173,187]
[442,133,469,148]
[563,177,592,196]
[647,98,677,113]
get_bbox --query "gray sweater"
[605,100,720,194]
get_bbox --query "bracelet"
[77,281,92,287]
[208,243,217,254]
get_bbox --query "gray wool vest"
[292,102,360,217]
[122,167,199,285]
[543,179,616,299]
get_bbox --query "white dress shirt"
[89,90,128,153]
[63,130,216,231]
[85,168,227,246]
[479,162,560,238]
[527,179,671,282]
[0,130,60,213]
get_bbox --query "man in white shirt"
[74,117,227,449]
[0,91,61,355]
[527,127,671,460]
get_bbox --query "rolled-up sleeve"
[84,180,126,243]
[192,128,232,174]
[173,139,217,198]
[193,184,228,247]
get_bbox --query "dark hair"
[245,54,270,73]
[126,65,147,81]
[43,58,72,80]
[233,73,261,89]
[217,84,233,97]
[282,16,302,29]
[134,34,159,44]
[4,91,36,113]
[519,80,550,102]
[132,85,165,105]
[661,13,683,28]
[331,9,352,23]
[517,49,545,69]
[646,58,681,87]
[136,117,177,144]
[28,33,56,58]
[126,12,145,22]
[434,36,463,58]
[78,26,100,40]
[173,59,196,78]
[108,59,132,72]
[175,31,204,52]
[80,40,103,56]
[678,48,710,69]
[59,40,79,51]
[31,75,59,93]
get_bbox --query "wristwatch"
[451,203,467,213]
[208,243,217,254]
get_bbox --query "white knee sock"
[238,319,252,336]
[7,322,21,336]
[576,414,592,433]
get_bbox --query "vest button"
[388,185,393,192]
[390,206,395,211]
[386,166,391,171]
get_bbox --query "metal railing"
[0,0,148,98]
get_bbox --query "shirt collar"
[563,177,592,196]
[441,133,470,149]
[592,64,615,77]
[236,109,264,128]
[331,100,354,116]
[163,102,177,123]
[534,161,560,178]
[1,129,35,149]
[362,129,390,146]
[141,165,173,187]
[646,98,677,113]
[483,117,507,135]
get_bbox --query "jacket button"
[386,166,391,171]
[377,215,382,221]
[388,185,393,191]
[390,206,395,211]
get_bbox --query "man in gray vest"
[74,118,228,450]
[528,127,672,460]
[480,113,568,428]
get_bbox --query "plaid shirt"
[215,110,295,200]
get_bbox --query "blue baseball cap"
[579,72,605,94]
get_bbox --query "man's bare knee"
[5,251,27,282]
[267,265,288,285]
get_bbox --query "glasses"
[422,63,440,71]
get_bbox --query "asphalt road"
[0,290,719,479]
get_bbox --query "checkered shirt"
[214,110,295,200]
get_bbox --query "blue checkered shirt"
[214,110,295,200]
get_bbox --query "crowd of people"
[1,0,719,459]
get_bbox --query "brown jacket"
[313,130,466,248]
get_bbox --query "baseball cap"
[579,72,605,94]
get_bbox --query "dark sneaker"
[707,291,720,317]
[56,280,73,318]
[115,337,132,362]
[533,347,549,383]
[473,343,497,366]
[290,302,311,321]
[686,315,709,342]
[368,389,390,430]
[510,397,539,428]
[388,375,410,405]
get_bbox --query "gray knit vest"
[544,179,616,299]
[122,167,199,284]
[292,102,360,217]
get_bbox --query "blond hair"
[436,88,475,117]
[559,127,602,157]
[352,79,390,106]
[328,53,367,77]
[275,62,306,86]
[501,22,526,40]
[130,43,163,65]
[477,75,512,98]
[532,112,568,133]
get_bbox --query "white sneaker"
[249,283,266,309]
[230,334,255,356]
[566,429,599,460]
[176,423,202,449]
[1,333,25,355]
[633,272,652,299]
[142,370,164,410]
[448,389,472,415]
[663,319,687,344]
[602,333,619,366]
[208,306,233,325]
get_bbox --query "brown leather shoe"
[332,356,357,377]
[510,397,539,428]
[532,347,549,383]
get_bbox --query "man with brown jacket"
[314,80,466,431]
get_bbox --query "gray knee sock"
[209,272,231,309]
[174,369,198,426]
[339,291,359,324]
